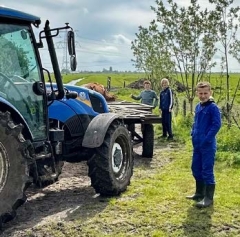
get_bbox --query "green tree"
[210,0,240,127]
[153,0,220,112]
[132,0,221,112]
[131,20,175,91]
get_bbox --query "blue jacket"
[191,100,221,149]
[159,87,173,110]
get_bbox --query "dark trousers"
[162,110,172,136]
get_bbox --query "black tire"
[142,124,154,158]
[127,123,135,140]
[0,112,29,224]
[87,122,133,196]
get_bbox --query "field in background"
[61,72,145,88]
[46,72,240,93]
[46,72,240,117]
[59,72,240,107]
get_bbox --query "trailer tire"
[87,122,133,196]
[142,124,154,158]
[127,123,135,140]
[0,112,29,225]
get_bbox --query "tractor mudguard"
[82,112,119,148]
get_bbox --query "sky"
[1,0,240,72]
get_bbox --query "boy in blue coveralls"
[159,78,174,140]
[186,81,221,208]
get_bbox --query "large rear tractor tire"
[0,112,30,226]
[142,124,154,158]
[87,122,134,196]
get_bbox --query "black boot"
[195,184,215,208]
[186,181,205,201]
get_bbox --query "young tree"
[131,20,175,91]
[210,0,240,127]
[150,0,220,112]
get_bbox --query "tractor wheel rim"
[0,142,9,193]
[112,143,123,173]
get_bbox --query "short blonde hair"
[196,81,211,90]
[161,78,169,85]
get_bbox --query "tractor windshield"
[0,23,47,140]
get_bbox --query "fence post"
[183,100,187,117]
[107,76,111,91]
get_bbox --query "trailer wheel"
[127,123,135,139]
[0,112,30,225]
[142,124,154,158]
[87,122,133,196]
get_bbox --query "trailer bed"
[108,101,162,124]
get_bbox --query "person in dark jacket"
[186,81,221,208]
[159,78,173,140]
[130,80,158,108]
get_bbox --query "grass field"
[22,139,240,237]
[60,72,145,88]
[29,72,240,236]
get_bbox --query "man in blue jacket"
[159,78,174,140]
[186,81,221,208]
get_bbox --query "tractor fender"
[82,112,120,148]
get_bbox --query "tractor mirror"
[70,55,77,71]
[67,31,76,56]
[67,31,77,71]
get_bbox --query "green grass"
[30,72,240,236]
[24,140,240,237]
[60,73,145,87]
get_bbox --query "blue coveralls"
[191,101,221,185]
[159,87,173,137]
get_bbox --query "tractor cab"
[0,6,76,141]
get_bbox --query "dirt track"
[0,161,94,237]
[0,143,169,237]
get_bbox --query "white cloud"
[94,7,154,28]
[112,34,132,45]
[96,46,119,52]
[83,8,89,15]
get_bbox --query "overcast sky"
[1,0,240,72]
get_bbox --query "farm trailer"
[108,101,162,158]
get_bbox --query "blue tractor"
[47,83,133,194]
[0,7,134,228]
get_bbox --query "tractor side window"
[0,24,47,140]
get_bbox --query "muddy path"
[0,143,171,237]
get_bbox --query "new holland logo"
[78,92,86,100]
